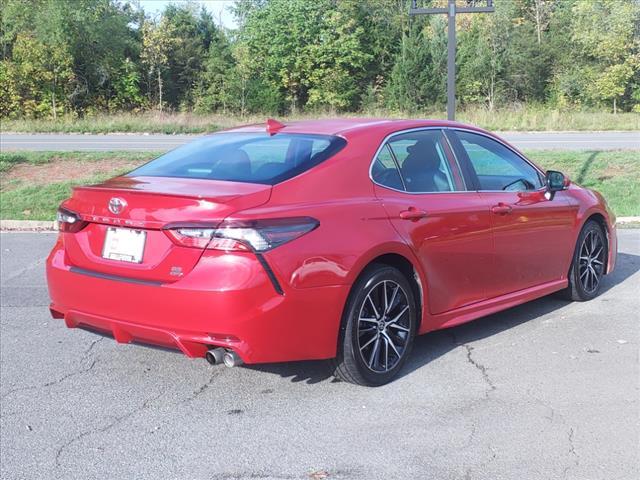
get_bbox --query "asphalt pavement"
[1,131,638,151]
[0,230,638,480]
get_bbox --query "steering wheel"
[503,178,535,191]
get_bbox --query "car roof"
[222,118,488,138]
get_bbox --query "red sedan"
[47,119,617,385]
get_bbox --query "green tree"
[162,4,220,110]
[112,57,145,111]
[551,0,639,111]
[592,59,638,114]
[194,34,234,114]
[1,33,74,118]
[140,18,174,112]
[385,23,435,112]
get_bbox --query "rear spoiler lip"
[73,175,271,202]
[72,184,244,202]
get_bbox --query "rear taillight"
[56,207,88,233]
[164,217,319,252]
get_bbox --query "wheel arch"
[582,212,610,271]
[346,246,426,333]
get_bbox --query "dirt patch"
[597,164,631,182]
[0,158,147,190]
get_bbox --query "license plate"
[102,227,146,263]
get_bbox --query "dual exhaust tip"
[205,347,243,368]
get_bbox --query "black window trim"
[368,127,470,195]
[448,127,547,193]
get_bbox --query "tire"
[331,264,417,386]
[562,220,607,301]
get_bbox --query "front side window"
[130,133,346,185]
[372,129,458,193]
[456,131,543,191]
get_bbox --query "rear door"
[372,128,494,315]
[448,129,576,296]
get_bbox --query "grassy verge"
[0,151,158,220]
[2,108,639,134]
[529,150,640,217]
[0,151,158,173]
[0,150,638,221]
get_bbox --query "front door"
[449,129,576,297]
[371,128,494,315]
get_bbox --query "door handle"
[491,203,513,215]
[399,208,428,221]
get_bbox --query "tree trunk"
[52,73,57,120]
[613,97,617,115]
[241,78,246,117]
[158,69,163,112]
[535,1,542,45]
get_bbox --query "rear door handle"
[399,208,428,221]
[491,203,513,215]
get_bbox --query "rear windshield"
[129,132,347,185]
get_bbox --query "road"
[1,131,638,151]
[1,231,639,480]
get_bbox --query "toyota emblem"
[108,197,127,215]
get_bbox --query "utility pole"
[410,0,495,121]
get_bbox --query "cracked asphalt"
[1,230,638,480]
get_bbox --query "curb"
[1,220,58,231]
[1,217,639,232]
[617,216,640,224]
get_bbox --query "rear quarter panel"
[228,128,425,290]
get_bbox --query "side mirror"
[546,170,566,193]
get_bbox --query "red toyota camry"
[47,119,617,385]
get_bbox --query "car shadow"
[245,252,640,385]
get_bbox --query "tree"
[194,33,234,113]
[1,33,74,118]
[551,0,639,111]
[385,23,434,112]
[112,57,145,111]
[162,4,220,110]
[457,7,511,110]
[523,0,553,45]
[592,59,638,114]
[140,18,174,112]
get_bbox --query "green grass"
[456,107,640,132]
[1,177,112,220]
[1,112,225,134]
[527,150,640,217]
[0,150,638,220]
[0,150,159,173]
[1,107,638,134]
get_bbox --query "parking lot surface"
[1,230,638,480]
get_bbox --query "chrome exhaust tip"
[223,350,243,368]
[205,347,226,365]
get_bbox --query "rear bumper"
[46,240,349,364]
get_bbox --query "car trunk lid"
[60,176,271,283]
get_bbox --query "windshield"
[129,132,347,185]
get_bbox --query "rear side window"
[372,129,459,193]
[371,144,404,190]
[129,133,346,185]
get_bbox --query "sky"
[138,0,237,28]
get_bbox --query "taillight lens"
[56,207,88,233]
[164,217,319,252]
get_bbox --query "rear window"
[129,133,347,185]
